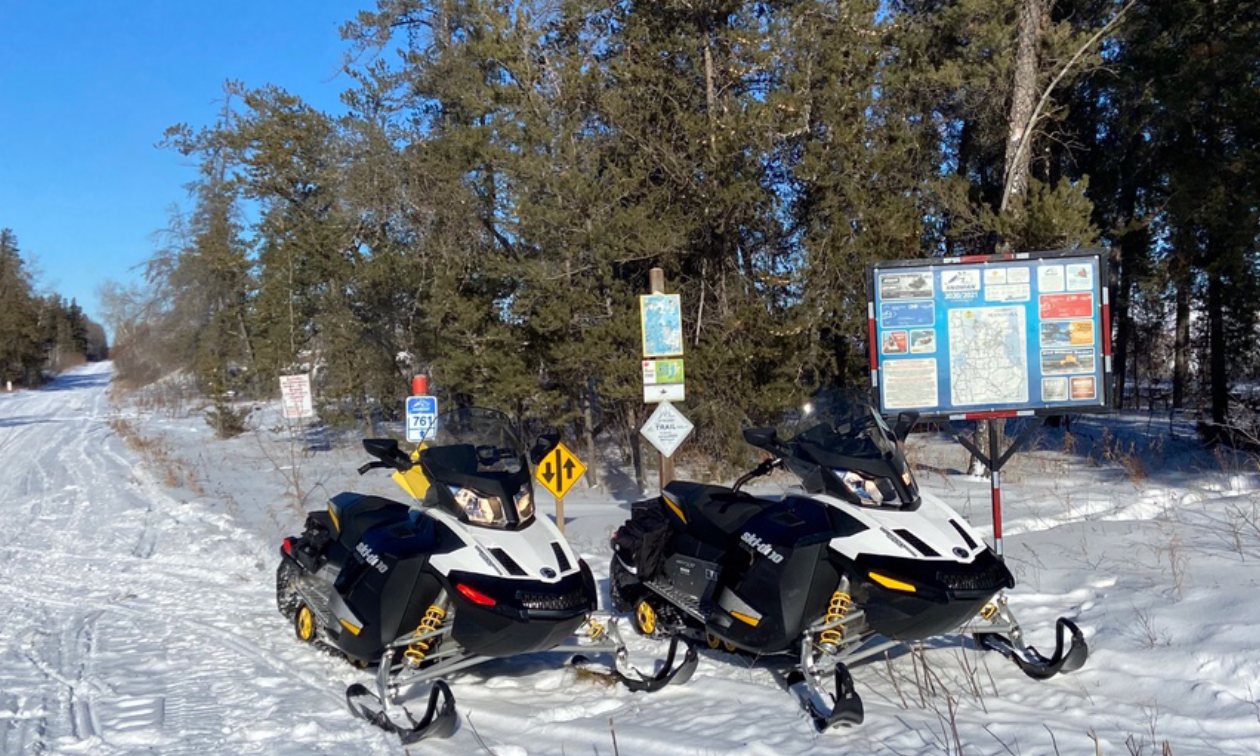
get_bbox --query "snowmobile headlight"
[514,490,534,521]
[835,469,899,505]
[450,486,507,527]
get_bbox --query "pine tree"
[0,229,43,385]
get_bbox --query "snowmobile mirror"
[529,430,560,464]
[893,412,920,441]
[362,438,414,471]
[743,426,779,450]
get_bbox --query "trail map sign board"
[640,294,684,358]
[867,249,1111,419]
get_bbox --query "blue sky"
[0,1,362,336]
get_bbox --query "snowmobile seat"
[331,493,412,549]
[663,481,770,547]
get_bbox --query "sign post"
[640,268,685,489]
[534,442,586,534]
[867,249,1113,557]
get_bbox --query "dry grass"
[107,417,204,495]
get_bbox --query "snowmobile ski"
[975,616,1088,680]
[800,663,864,731]
[345,679,457,743]
[613,635,698,692]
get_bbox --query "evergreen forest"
[0,228,109,387]
[99,0,1260,468]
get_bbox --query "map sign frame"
[640,294,684,358]
[866,249,1112,419]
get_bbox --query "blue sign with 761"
[406,396,438,443]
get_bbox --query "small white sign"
[640,401,694,458]
[406,396,439,443]
[279,374,314,419]
[644,383,685,403]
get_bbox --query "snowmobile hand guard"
[345,679,458,742]
[976,617,1088,680]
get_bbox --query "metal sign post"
[534,442,586,533]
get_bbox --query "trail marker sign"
[640,402,693,459]
[406,396,438,443]
[535,442,586,500]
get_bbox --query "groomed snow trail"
[0,364,396,755]
[5,364,1259,755]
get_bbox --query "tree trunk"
[1172,259,1191,410]
[999,0,1050,225]
[583,384,601,491]
[972,0,1050,476]
[1112,178,1139,409]
[1207,262,1228,426]
[625,403,645,495]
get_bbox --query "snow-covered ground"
[3,362,1259,755]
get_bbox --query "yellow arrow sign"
[534,441,586,499]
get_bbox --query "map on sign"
[640,294,684,358]
[947,306,1028,406]
[535,442,586,499]
[867,249,1111,418]
[405,396,438,443]
[640,401,694,458]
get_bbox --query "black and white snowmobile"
[610,398,1087,731]
[276,406,695,742]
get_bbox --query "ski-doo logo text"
[356,542,389,574]
[740,532,785,564]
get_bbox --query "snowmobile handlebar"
[357,460,391,475]
[732,456,782,493]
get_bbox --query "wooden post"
[648,267,675,492]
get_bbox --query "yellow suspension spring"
[980,602,999,621]
[584,616,607,641]
[403,604,447,665]
[818,590,853,649]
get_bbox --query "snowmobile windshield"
[773,395,921,509]
[420,408,535,528]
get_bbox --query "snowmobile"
[276,407,696,742]
[610,398,1087,731]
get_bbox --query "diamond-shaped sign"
[640,402,693,459]
[535,442,587,499]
